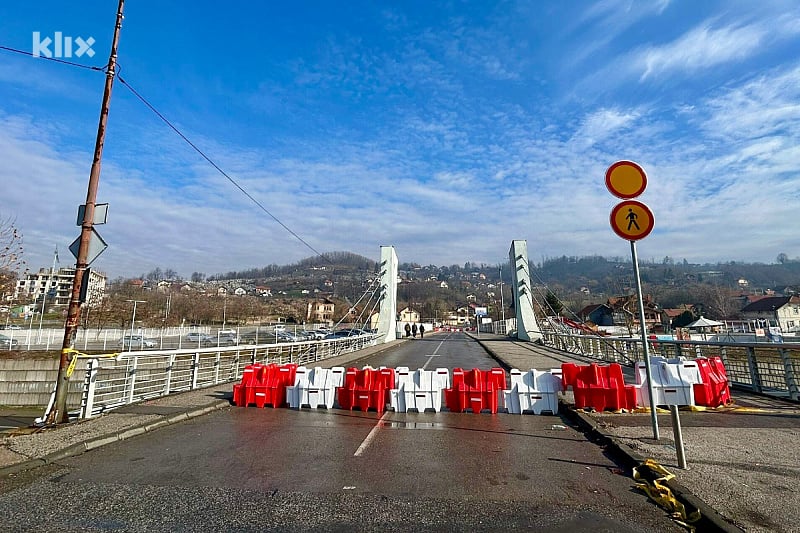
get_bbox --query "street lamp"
[125,299,146,351]
[499,265,505,323]
[222,293,227,330]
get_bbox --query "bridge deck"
[1,332,797,531]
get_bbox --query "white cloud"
[698,64,800,140]
[571,108,641,148]
[637,23,766,80]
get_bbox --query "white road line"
[421,336,448,370]
[354,411,389,457]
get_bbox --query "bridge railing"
[76,334,380,419]
[540,331,800,401]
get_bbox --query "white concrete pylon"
[509,240,542,342]
[376,246,398,344]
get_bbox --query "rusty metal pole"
[46,0,125,425]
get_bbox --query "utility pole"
[37,247,58,342]
[46,0,125,425]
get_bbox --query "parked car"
[0,324,22,330]
[295,330,317,341]
[308,329,329,340]
[0,334,19,349]
[324,329,366,340]
[185,332,215,346]
[240,330,278,345]
[117,335,157,349]
[276,331,303,342]
[217,331,239,345]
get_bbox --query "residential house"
[398,307,420,324]
[577,303,613,327]
[740,296,800,333]
[307,298,335,324]
[255,286,272,297]
[577,295,662,333]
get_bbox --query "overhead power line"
[0,44,104,72]
[116,74,327,261]
[0,42,329,263]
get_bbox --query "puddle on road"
[380,420,447,430]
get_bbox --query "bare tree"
[0,215,26,301]
[696,284,740,319]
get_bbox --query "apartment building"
[15,267,107,308]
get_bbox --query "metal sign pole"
[670,405,688,468]
[630,240,660,440]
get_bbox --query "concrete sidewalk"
[472,333,800,533]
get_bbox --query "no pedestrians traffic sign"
[610,200,654,241]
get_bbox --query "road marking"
[354,411,388,457]
[421,338,447,370]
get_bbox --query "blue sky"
[1,1,799,279]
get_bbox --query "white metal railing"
[3,326,213,351]
[540,331,800,401]
[1,324,343,351]
[76,334,380,419]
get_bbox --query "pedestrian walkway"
[472,333,800,533]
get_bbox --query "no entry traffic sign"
[605,160,647,199]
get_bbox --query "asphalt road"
[0,333,681,531]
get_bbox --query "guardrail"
[541,331,800,401]
[75,334,380,419]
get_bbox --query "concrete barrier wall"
[0,359,85,407]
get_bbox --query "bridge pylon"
[509,240,543,342]
[376,246,398,343]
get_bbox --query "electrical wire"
[0,42,332,264]
[0,44,104,72]
[116,75,328,261]
[4,39,392,343]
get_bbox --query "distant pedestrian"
[412,323,418,338]
[419,324,425,339]
[404,323,411,338]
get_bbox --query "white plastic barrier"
[389,367,450,412]
[503,368,562,415]
[286,366,346,409]
[635,357,702,407]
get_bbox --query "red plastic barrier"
[560,362,636,411]
[444,367,506,413]
[233,363,267,407]
[693,357,731,407]
[249,363,298,408]
[337,367,395,412]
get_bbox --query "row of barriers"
[233,357,732,414]
[233,365,557,414]
[562,357,731,411]
[540,329,799,402]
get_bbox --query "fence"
[540,331,800,401]
[75,333,380,419]
[0,324,337,351]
